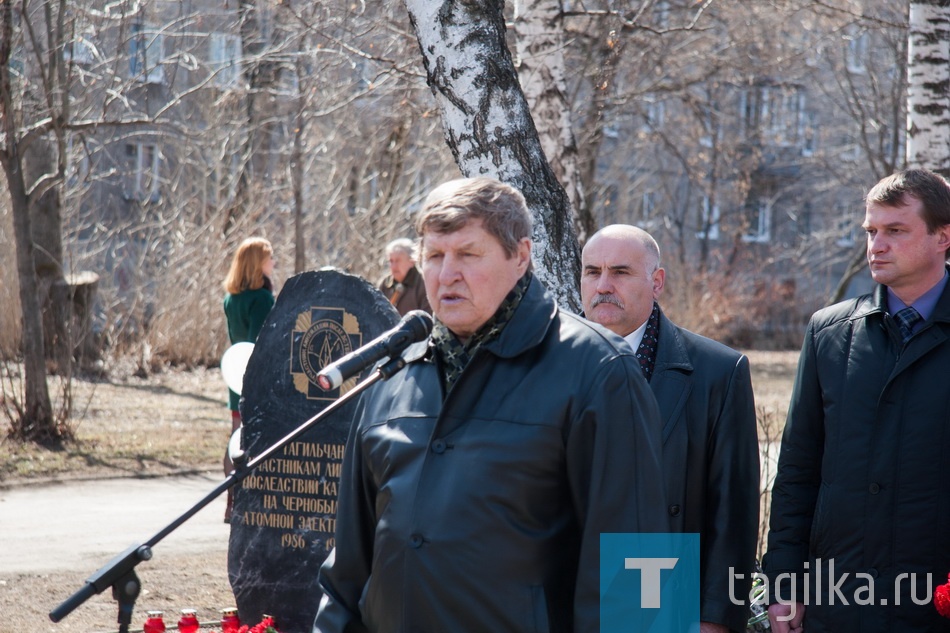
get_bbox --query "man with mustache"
[581,224,760,633]
[763,168,950,633]
[315,178,667,633]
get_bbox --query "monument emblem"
[290,307,362,400]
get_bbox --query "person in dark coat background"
[580,224,760,633]
[377,237,431,315]
[763,168,950,633]
[315,177,667,633]
[222,236,275,521]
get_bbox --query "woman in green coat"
[222,237,275,520]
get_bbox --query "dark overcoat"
[651,309,760,633]
[764,272,950,632]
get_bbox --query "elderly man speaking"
[314,177,667,633]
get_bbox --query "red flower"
[935,573,950,618]
[236,616,278,633]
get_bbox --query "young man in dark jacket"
[764,168,950,633]
[314,177,668,633]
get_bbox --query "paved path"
[0,473,230,574]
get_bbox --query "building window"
[835,205,857,247]
[742,198,771,243]
[739,88,759,135]
[846,30,869,74]
[128,143,160,202]
[65,134,91,187]
[210,150,240,206]
[65,33,99,65]
[697,196,720,240]
[767,87,805,145]
[802,111,816,156]
[741,84,805,146]
[637,191,659,230]
[642,94,665,130]
[209,33,243,87]
[602,185,619,225]
[654,0,670,28]
[795,202,813,236]
[130,22,166,84]
[276,64,300,97]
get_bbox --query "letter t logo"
[625,558,679,608]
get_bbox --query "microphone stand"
[49,354,413,632]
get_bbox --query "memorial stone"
[228,269,399,632]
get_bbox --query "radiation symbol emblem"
[290,307,362,400]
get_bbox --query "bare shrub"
[662,262,813,350]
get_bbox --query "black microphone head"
[401,310,434,342]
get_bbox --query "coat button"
[868,568,879,578]
[431,439,446,454]
[409,534,424,548]
[668,504,681,517]
[869,483,880,494]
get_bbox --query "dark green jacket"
[223,286,274,410]
[764,269,950,632]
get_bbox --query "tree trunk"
[291,79,307,274]
[228,0,282,233]
[827,242,868,305]
[513,0,588,241]
[906,0,950,177]
[1,0,59,442]
[574,31,625,243]
[404,0,581,311]
[0,159,58,440]
[24,137,75,370]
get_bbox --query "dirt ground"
[0,363,238,633]
[0,350,799,633]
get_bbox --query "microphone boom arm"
[49,340,424,631]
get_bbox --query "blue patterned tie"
[894,306,922,343]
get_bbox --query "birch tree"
[513,0,587,240]
[404,0,581,311]
[906,0,950,176]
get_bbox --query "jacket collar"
[853,264,950,323]
[654,306,692,374]
[383,265,421,290]
[930,265,950,323]
[480,275,558,359]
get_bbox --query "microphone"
[316,310,433,390]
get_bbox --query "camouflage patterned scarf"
[431,273,532,396]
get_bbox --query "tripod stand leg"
[111,570,142,633]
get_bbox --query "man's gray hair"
[385,237,416,259]
[415,177,533,258]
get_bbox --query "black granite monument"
[228,269,400,632]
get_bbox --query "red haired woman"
[222,237,275,521]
